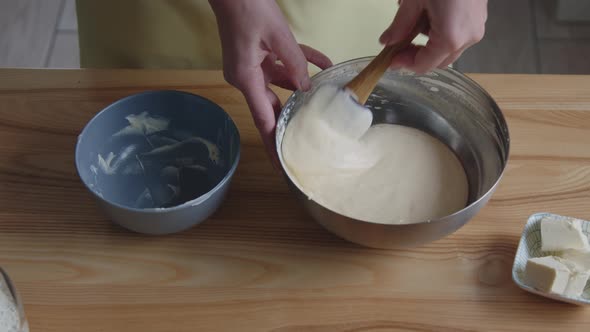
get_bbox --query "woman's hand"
[380,0,488,73]
[210,0,332,166]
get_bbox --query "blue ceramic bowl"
[75,90,240,234]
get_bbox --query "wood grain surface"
[0,69,590,331]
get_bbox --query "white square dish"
[512,212,590,305]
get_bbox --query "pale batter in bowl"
[282,84,468,225]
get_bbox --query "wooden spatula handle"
[345,14,429,105]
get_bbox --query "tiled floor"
[1,0,590,74]
[0,0,78,68]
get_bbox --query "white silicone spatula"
[345,14,429,105]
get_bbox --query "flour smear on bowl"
[88,111,224,209]
[0,276,25,332]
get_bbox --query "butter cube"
[541,216,590,252]
[555,256,590,297]
[524,256,570,294]
[560,249,590,270]
[524,256,590,298]
[564,270,590,297]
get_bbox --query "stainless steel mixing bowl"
[276,57,510,248]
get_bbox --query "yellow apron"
[75,0,425,70]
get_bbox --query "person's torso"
[76,0,403,69]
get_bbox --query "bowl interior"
[277,59,509,219]
[76,90,240,210]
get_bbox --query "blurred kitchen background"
[1,0,590,73]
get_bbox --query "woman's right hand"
[380,0,487,73]
[209,0,332,166]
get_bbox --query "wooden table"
[1,69,589,331]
